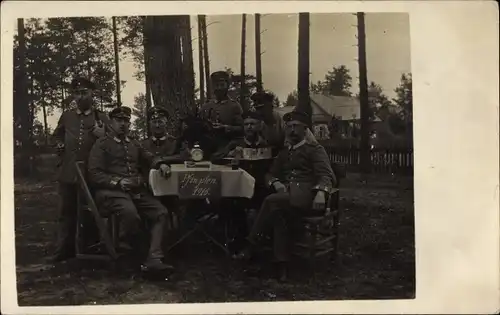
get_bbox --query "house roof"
[310,94,361,121]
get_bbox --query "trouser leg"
[134,193,169,261]
[100,194,141,245]
[247,192,290,244]
[54,183,78,259]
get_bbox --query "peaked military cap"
[210,71,231,82]
[243,110,264,121]
[251,91,274,107]
[149,107,169,120]
[71,77,96,90]
[109,106,132,120]
[283,110,310,125]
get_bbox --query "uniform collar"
[74,101,93,116]
[244,135,266,147]
[152,135,167,141]
[288,139,306,150]
[113,136,131,143]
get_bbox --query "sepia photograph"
[2,1,498,314]
[11,11,415,306]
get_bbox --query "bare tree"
[197,15,205,105]
[357,12,371,173]
[240,14,247,111]
[255,13,263,92]
[200,15,211,100]
[112,16,122,107]
[297,13,311,126]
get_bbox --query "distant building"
[275,93,405,147]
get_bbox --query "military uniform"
[200,71,244,150]
[251,91,286,150]
[51,77,109,261]
[88,107,172,269]
[242,111,336,264]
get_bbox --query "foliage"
[117,16,145,81]
[14,17,123,147]
[393,73,412,123]
[130,93,147,140]
[284,90,298,107]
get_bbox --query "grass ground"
[13,156,415,305]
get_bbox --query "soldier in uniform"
[211,111,276,252]
[200,71,244,151]
[251,91,319,150]
[235,110,336,280]
[87,106,175,271]
[251,91,285,150]
[50,77,109,263]
[141,107,178,158]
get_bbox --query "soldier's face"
[213,80,229,98]
[150,117,167,135]
[244,118,262,137]
[111,117,130,135]
[285,120,307,143]
[73,87,93,107]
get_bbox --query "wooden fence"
[325,147,413,174]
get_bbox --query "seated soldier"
[141,107,178,157]
[211,111,275,252]
[88,106,175,272]
[234,110,336,280]
[251,91,285,152]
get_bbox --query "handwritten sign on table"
[177,171,222,199]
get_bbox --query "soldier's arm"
[224,103,244,133]
[88,139,122,189]
[211,140,239,162]
[265,150,285,188]
[310,144,336,192]
[138,140,171,170]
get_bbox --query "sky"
[42,12,411,129]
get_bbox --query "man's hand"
[159,164,172,179]
[272,181,287,193]
[92,123,106,138]
[118,178,135,191]
[312,191,326,210]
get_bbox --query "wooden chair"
[292,188,340,266]
[292,162,343,275]
[74,161,119,263]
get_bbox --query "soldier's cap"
[71,77,96,90]
[210,71,231,82]
[243,110,264,121]
[283,110,310,125]
[251,91,274,107]
[149,106,169,120]
[109,106,132,120]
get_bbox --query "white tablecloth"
[149,163,256,199]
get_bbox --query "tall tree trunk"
[180,16,195,111]
[143,15,187,136]
[41,100,49,146]
[255,13,263,92]
[112,17,122,107]
[85,28,92,77]
[357,12,371,173]
[240,14,247,111]
[197,16,205,106]
[297,13,311,126]
[143,17,152,136]
[200,15,211,100]
[16,18,31,176]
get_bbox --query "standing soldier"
[200,71,244,151]
[88,106,175,272]
[251,91,319,152]
[250,91,285,151]
[50,77,109,263]
[234,110,336,281]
